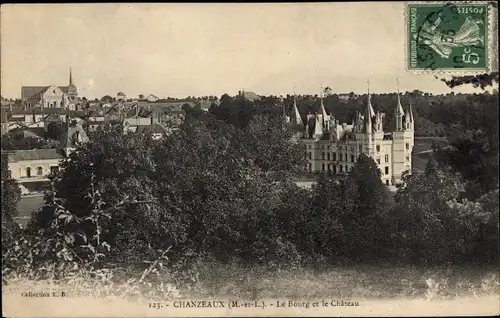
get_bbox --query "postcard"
[1,2,499,317]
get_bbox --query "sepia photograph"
[1,2,499,317]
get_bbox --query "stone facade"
[285,91,414,186]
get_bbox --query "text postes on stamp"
[407,2,489,72]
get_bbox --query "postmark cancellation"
[406,1,498,74]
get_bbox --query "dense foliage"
[2,91,498,284]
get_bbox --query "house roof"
[22,86,70,100]
[4,148,64,162]
[239,91,260,101]
[59,123,90,149]
[136,123,166,134]
[22,86,48,100]
[88,120,105,125]
[23,129,45,139]
[9,117,25,123]
[10,107,26,115]
[44,113,62,121]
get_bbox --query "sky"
[1,3,496,99]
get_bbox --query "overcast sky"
[0,3,492,99]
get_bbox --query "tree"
[323,86,333,97]
[46,121,65,141]
[1,153,21,224]
[29,125,163,265]
[1,130,58,150]
[434,129,499,198]
[390,158,466,264]
[101,95,113,103]
[235,114,307,180]
[339,154,394,260]
[1,153,22,256]
[139,94,145,100]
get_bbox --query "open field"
[3,264,499,317]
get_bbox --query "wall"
[8,158,61,182]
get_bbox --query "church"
[285,86,414,186]
[21,68,79,109]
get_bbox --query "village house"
[3,120,90,191]
[146,94,159,102]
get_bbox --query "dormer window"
[53,90,56,94]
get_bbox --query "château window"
[385,167,389,175]
[339,153,342,162]
[308,163,312,172]
[385,154,389,163]
[333,165,337,174]
[386,180,390,186]
[322,152,325,160]
[345,153,348,161]
[406,156,410,162]
[333,153,337,161]
[37,167,43,176]
[359,145,362,153]
[322,163,325,171]
[308,152,312,160]
[327,153,330,161]
[351,155,355,162]
[376,145,380,152]
[377,158,381,164]
[7,170,12,179]
[50,166,59,174]
[26,167,31,178]
[406,143,410,150]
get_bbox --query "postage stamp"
[407,2,492,72]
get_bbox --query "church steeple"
[69,67,73,86]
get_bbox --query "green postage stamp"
[407,1,495,72]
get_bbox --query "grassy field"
[412,137,448,173]
[3,264,499,316]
